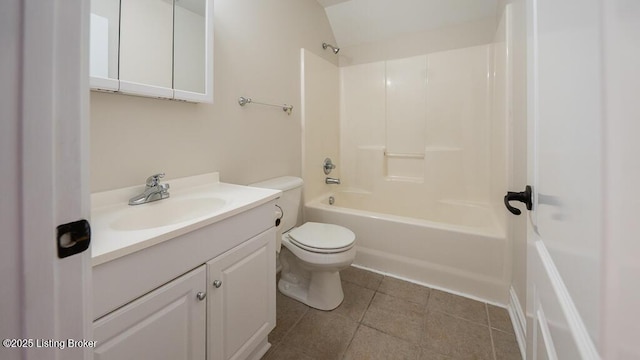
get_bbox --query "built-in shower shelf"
[384,149,425,180]
[383,147,463,160]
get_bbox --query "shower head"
[322,42,340,54]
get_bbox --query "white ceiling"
[316,0,351,7]
[318,0,497,48]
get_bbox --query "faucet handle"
[146,173,165,187]
[323,158,336,175]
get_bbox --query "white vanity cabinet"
[92,196,278,360]
[93,266,207,360]
[207,228,276,360]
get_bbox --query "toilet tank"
[249,176,303,250]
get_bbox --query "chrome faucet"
[325,177,341,185]
[128,173,170,205]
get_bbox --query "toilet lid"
[287,222,355,252]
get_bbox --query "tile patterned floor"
[263,266,521,360]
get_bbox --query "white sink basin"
[90,172,282,266]
[110,197,227,231]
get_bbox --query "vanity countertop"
[91,173,280,266]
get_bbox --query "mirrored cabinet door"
[119,0,174,98]
[174,0,213,103]
[89,0,213,102]
[90,0,120,91]
[174,0,206,93]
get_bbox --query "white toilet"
[250,176,356,310]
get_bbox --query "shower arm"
[322,42,340,54]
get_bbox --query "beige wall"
[301,49,340,203]
[90,0,337,192]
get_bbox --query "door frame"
[1,1,92,359]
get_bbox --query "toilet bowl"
[249,177,356,311]
[279,222,356,310]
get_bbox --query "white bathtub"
[304,191,509,304]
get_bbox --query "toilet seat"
[287,222,355,254]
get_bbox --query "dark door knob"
[504,185,533,215]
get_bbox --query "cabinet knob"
[196,292,206,301]
[213,280,222,288]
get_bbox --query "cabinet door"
[207,228,276,360]
[94,266,207,360]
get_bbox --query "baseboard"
[248,338,271,360]
[508,286,527,359]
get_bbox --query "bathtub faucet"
[325,177,341,185]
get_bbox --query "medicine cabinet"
[90,0,213,103]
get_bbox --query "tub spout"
[325,177,341,185]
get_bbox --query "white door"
[525,0,602,358]
[0,1,92,360]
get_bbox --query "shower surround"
[339,44,505,220]
[302,27,509,303]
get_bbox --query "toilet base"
[277,248,346,310]
[278,271,344,311]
